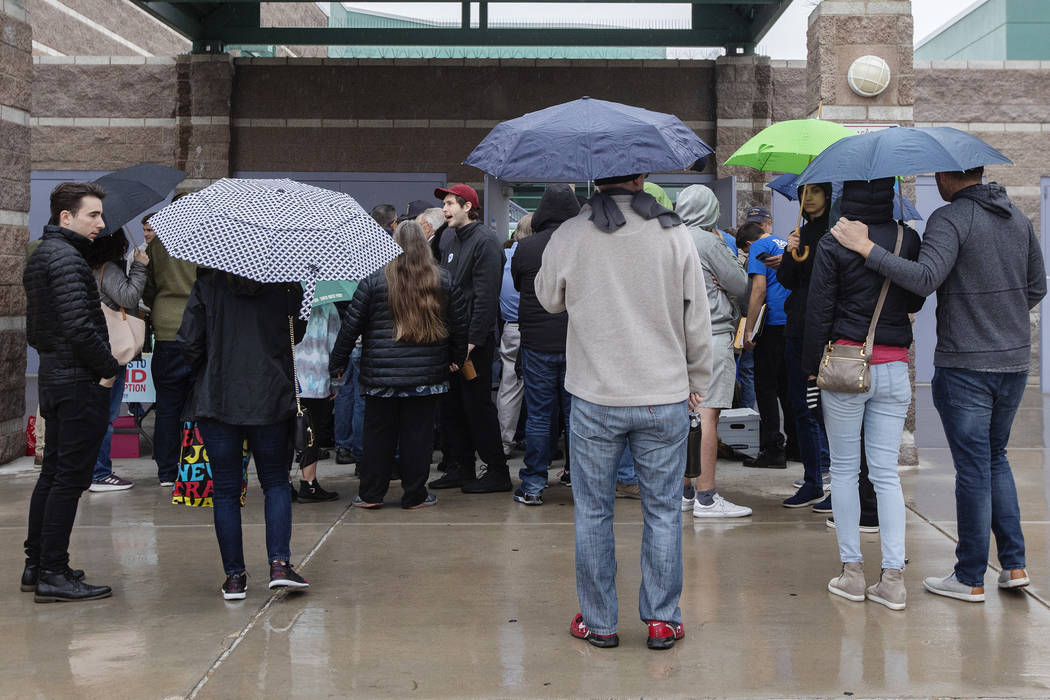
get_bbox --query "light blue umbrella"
[464,97,713,182]
[796,126,1012,185]
[767,173,923,221]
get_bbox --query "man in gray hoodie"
[675,185,752,519]
[831,168,1045,603]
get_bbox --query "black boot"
[34,569,111,603]
[298,479,339,503]
[21,562,84,592]
[428,464,475,489]
[335,448,357,465]
[742,448,787,469]
[461,465,513,494]
[290,482,298,502]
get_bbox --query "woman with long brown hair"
[329,221,468,509]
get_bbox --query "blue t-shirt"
[718,228,737,253]
[499,242,519,322]
[747,236,789,327]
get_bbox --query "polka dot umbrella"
[149,178,403,319]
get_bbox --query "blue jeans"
[822,362,910,570]
[571,397,688,634]
[932,367,1028,586]
[518,349,571,495]
[92,370,126,481]
[785,337,829,494]
[197,419,293,575]
[152,341,193,482]
[736,349,756,410]
[617,443,638,484]
[334,347,365,455]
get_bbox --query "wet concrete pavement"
[3,386,1050,698]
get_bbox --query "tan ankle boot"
[828,562,865,602]
[866,568,906,610]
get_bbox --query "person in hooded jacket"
[804,177,924,611]
[675,185,752,519]
[330,221,468,509]
[831,169,1046,603]
[178,270,308,600]
[510,184,580,504]
[777,183,833,509]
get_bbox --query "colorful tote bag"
[172,421,249,507]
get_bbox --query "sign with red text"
[122,355,155,403]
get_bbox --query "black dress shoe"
[336,448,357,465]
[428,465,475,489]
[21,563,84,592]
[461,466,513,494]
[35,569,111,603]
[742,449,787,469]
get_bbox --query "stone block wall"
[714,55,773,222]
[0,0,31,461]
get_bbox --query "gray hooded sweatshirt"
[676,185,748,336]
[865,183,1045,371]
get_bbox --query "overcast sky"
[339,0,970,58]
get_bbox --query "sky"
[337,0,970,59]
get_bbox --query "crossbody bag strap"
[288,316,303,416]
[864,224,904,354]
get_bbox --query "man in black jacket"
[22,182,118,603]
[428,184,512,493]
[510,185,580,505]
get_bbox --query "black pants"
[753,324,797,452]
[440,336,507,471]
[858,433,878,521]
[26,381,110,570]
[361,394,439,507]
[298,397,334,468]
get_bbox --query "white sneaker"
[693,493,752,518]
[681,496,694,511]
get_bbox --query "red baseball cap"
[435,184,480,211]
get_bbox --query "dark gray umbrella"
[93,163,187,237]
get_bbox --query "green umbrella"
[724,119,857,175]
[307,279,359,307]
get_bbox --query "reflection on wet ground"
[3,385,1050,698]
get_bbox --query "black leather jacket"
[802,179,926,376]
[24,226,119,385]
[329,267,468,390]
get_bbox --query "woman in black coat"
[330,221,468,509]
[177,271,307,600]
[803,178,924,611]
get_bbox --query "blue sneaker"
[811,495,833,513]
[351,495,383,509]
[513,488,543,506]
[404,493,437,509]
[782,487,826,508]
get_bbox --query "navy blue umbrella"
[93,163,187,237]
[464,97,713,182]
[768,173,923,221]
[796,126,1011,185]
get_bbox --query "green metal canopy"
[127,0,792,55]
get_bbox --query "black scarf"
[587,188,682,233]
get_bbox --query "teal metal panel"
[915,0,1050,61]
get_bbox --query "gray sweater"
[865,183,1045,371]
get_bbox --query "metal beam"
[203,26,754,46]
[133,0,204,37]
[177,0,784,3]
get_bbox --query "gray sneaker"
[998,568,1030,589]
[866,568,906,610]
[828,562,866,602]
[923,572,985,602]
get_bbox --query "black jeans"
[361,394,439,507]
[151,340,193,482]
[440,336,507,471]
[26,380,110,570]
[753,324,797,452]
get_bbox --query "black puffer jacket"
[512,185,580,354]
[177,271,306,425]
[776,182,832,340]
[24,225,119,384]
[438,220,504,346]
[802,179,926,376]
[328,267,468,390]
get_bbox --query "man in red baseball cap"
[428,184,512,494]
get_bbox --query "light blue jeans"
[571,396,688,635]
[822,361,910,570]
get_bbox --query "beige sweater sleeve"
[682,242,714,396]
[535,230,566,314]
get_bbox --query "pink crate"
[111,416,139,458]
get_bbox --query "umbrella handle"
[791,246,810,262]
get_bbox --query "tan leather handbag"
[98,263,146,365]
[816,224,903,394]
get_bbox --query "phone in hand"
[756,252,770,262]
